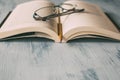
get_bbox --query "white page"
[61,1,119,35]
[1,0,58,33]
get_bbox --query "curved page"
[61,0,120,41]
[0,0,59,42]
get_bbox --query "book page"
[61,0,120,38]
[0,0,59,40]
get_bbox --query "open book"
[0,0,120,42]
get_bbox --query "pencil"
[57,9,62,42]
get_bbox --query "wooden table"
[0,0,120,80]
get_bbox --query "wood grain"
[0,0,120,80]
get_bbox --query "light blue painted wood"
[0,0,120,80]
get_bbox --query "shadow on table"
[67,38,120,43]
[1,37,119,43]
[0,37,54,42]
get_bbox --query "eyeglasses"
[33,3,85,21]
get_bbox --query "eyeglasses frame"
[33,3,85,21]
